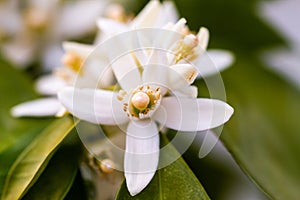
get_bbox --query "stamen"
[62,52,83,73]
[131,52,143,74]
[123,85,162,119]
[117,90,127,101]
[173,34,199,63]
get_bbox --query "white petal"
[170,64,199,84]
[158,18,186,49]
[172,85,198,98]
[146,49,169,65]
[11,98,64,117]
[259,0,300,44]
[42,44,64,71]
[143,64,197,96]
[131,0,161,29]
[58,87,128,125]
[170,18,187,33]
[159,1,179,25]
[62,42,95,59]
[142,50,169,91]
[1,36,35,67]
[194,49,234,78]
[263,48,300,87]
[56,0,106,38]
[197,27,209,50]
[77,57,114,89]
[35,74,67,95]
[167,64,198,97]
[125,120,159,196]
[153,97,234,132]
[96,18,128,41]
[0,1,21,33]
[110,53,142,91]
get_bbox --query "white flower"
[97,2,234,76]
[0,0,106,70]
[162,18,235,78]
[57,30,234,195]
[259,0,300,87]
[11,42,114,117]
[10,0,179,117]
[96,0,179,42]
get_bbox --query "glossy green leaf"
[115,134,210,200]
[22,142,81,200]
[0,59,52,195]
[1,116,77,200]
[216,56,300,199]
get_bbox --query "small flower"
[58,39,234,196]
[10,42,114,117]
[162,18,235,78]
[96,0,179,42]
[97,2,234,76]
[0,0,106,69]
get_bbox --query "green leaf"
[22,141,81,200]
[216,55,300,199]
[115,134,210,200]
[0,59,52,195]
[0,59,51,153]
[1,116,78,200]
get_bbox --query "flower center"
[61,52,83,73]
[121,85,161,119]
[131,92,150,111]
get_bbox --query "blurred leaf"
[170,0,299,198]
[1,116,77,200]
[175,0,285,52]
[196,55,300,199]
[115,134,210,200]
[0,59,53,195]
[22,141,82,200]
[0,58,51,153]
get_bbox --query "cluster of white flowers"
[10,0,234,196]
[0,0,106,70]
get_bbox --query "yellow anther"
[62,52,83,72]
[155,91,161,100]
[117,95,124,101]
